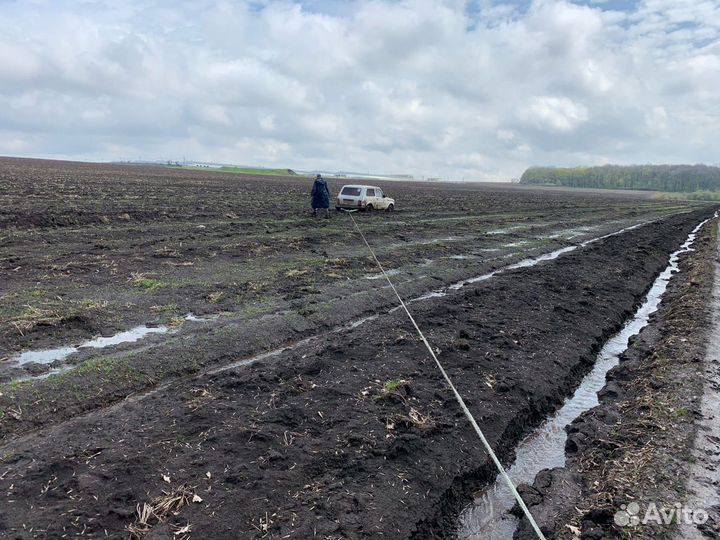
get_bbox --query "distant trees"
[520,165,720,193]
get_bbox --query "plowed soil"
[0,157,714,539]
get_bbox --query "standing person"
[311,174,331,218]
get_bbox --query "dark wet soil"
[0,201,713,539]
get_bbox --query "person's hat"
[316,173,322,178]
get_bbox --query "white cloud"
[0,0,718,179]
[524,96,590,132]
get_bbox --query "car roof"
[340,184,381,190]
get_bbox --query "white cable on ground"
[345,210,547,540]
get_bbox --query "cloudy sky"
[0,0,718,180]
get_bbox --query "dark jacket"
[311,178,330,209]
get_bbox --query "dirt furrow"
[512,214,719,540]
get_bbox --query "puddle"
[389,236,465,249]
[486,226,524,235]
[184,312,217,322]
[14,346,78,366]
[445,245,578,293]
[210,313,382,375]
[579,219,654,248]
[13,325,170,366]
[11,312,215,371]
[540,220,634,242]
[348,314,379,329]
[565,225,597,239]
[456,216,713,540]
[503,246,578,272]
[80,326,169,350]
[406,291,447,304]
[208,337,317,374]
[418,236,463,245]
[542,226,596,240]
[366,269,401,280]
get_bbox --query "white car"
[336,185,395,212]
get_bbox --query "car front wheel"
[386,203,394,212]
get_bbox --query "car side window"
[376,188,384,198]
[366,188,375,197]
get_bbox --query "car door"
[375,188,386,209]
[365,187,375,208]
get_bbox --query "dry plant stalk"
[127,485,194,539]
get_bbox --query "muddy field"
[0,157,716,539]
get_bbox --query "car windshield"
[341,187,362,196]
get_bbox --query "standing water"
[457,216,714,539]
[13,325,170,366]
[11,312,215,368]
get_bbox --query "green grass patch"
[0,378,32,396]
[383,379,405,392]
[8,379,32,391]
[374,379,410,401]
[673,406,690,418]
[41,356,151,398]
[134,278,167,291]
[151,303,180,313]
[74,357,127,376]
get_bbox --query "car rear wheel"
[386,203,394,212]
[365,204,374,212]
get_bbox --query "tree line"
[520,165,720,193]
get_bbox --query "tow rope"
[344,209,546,540]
